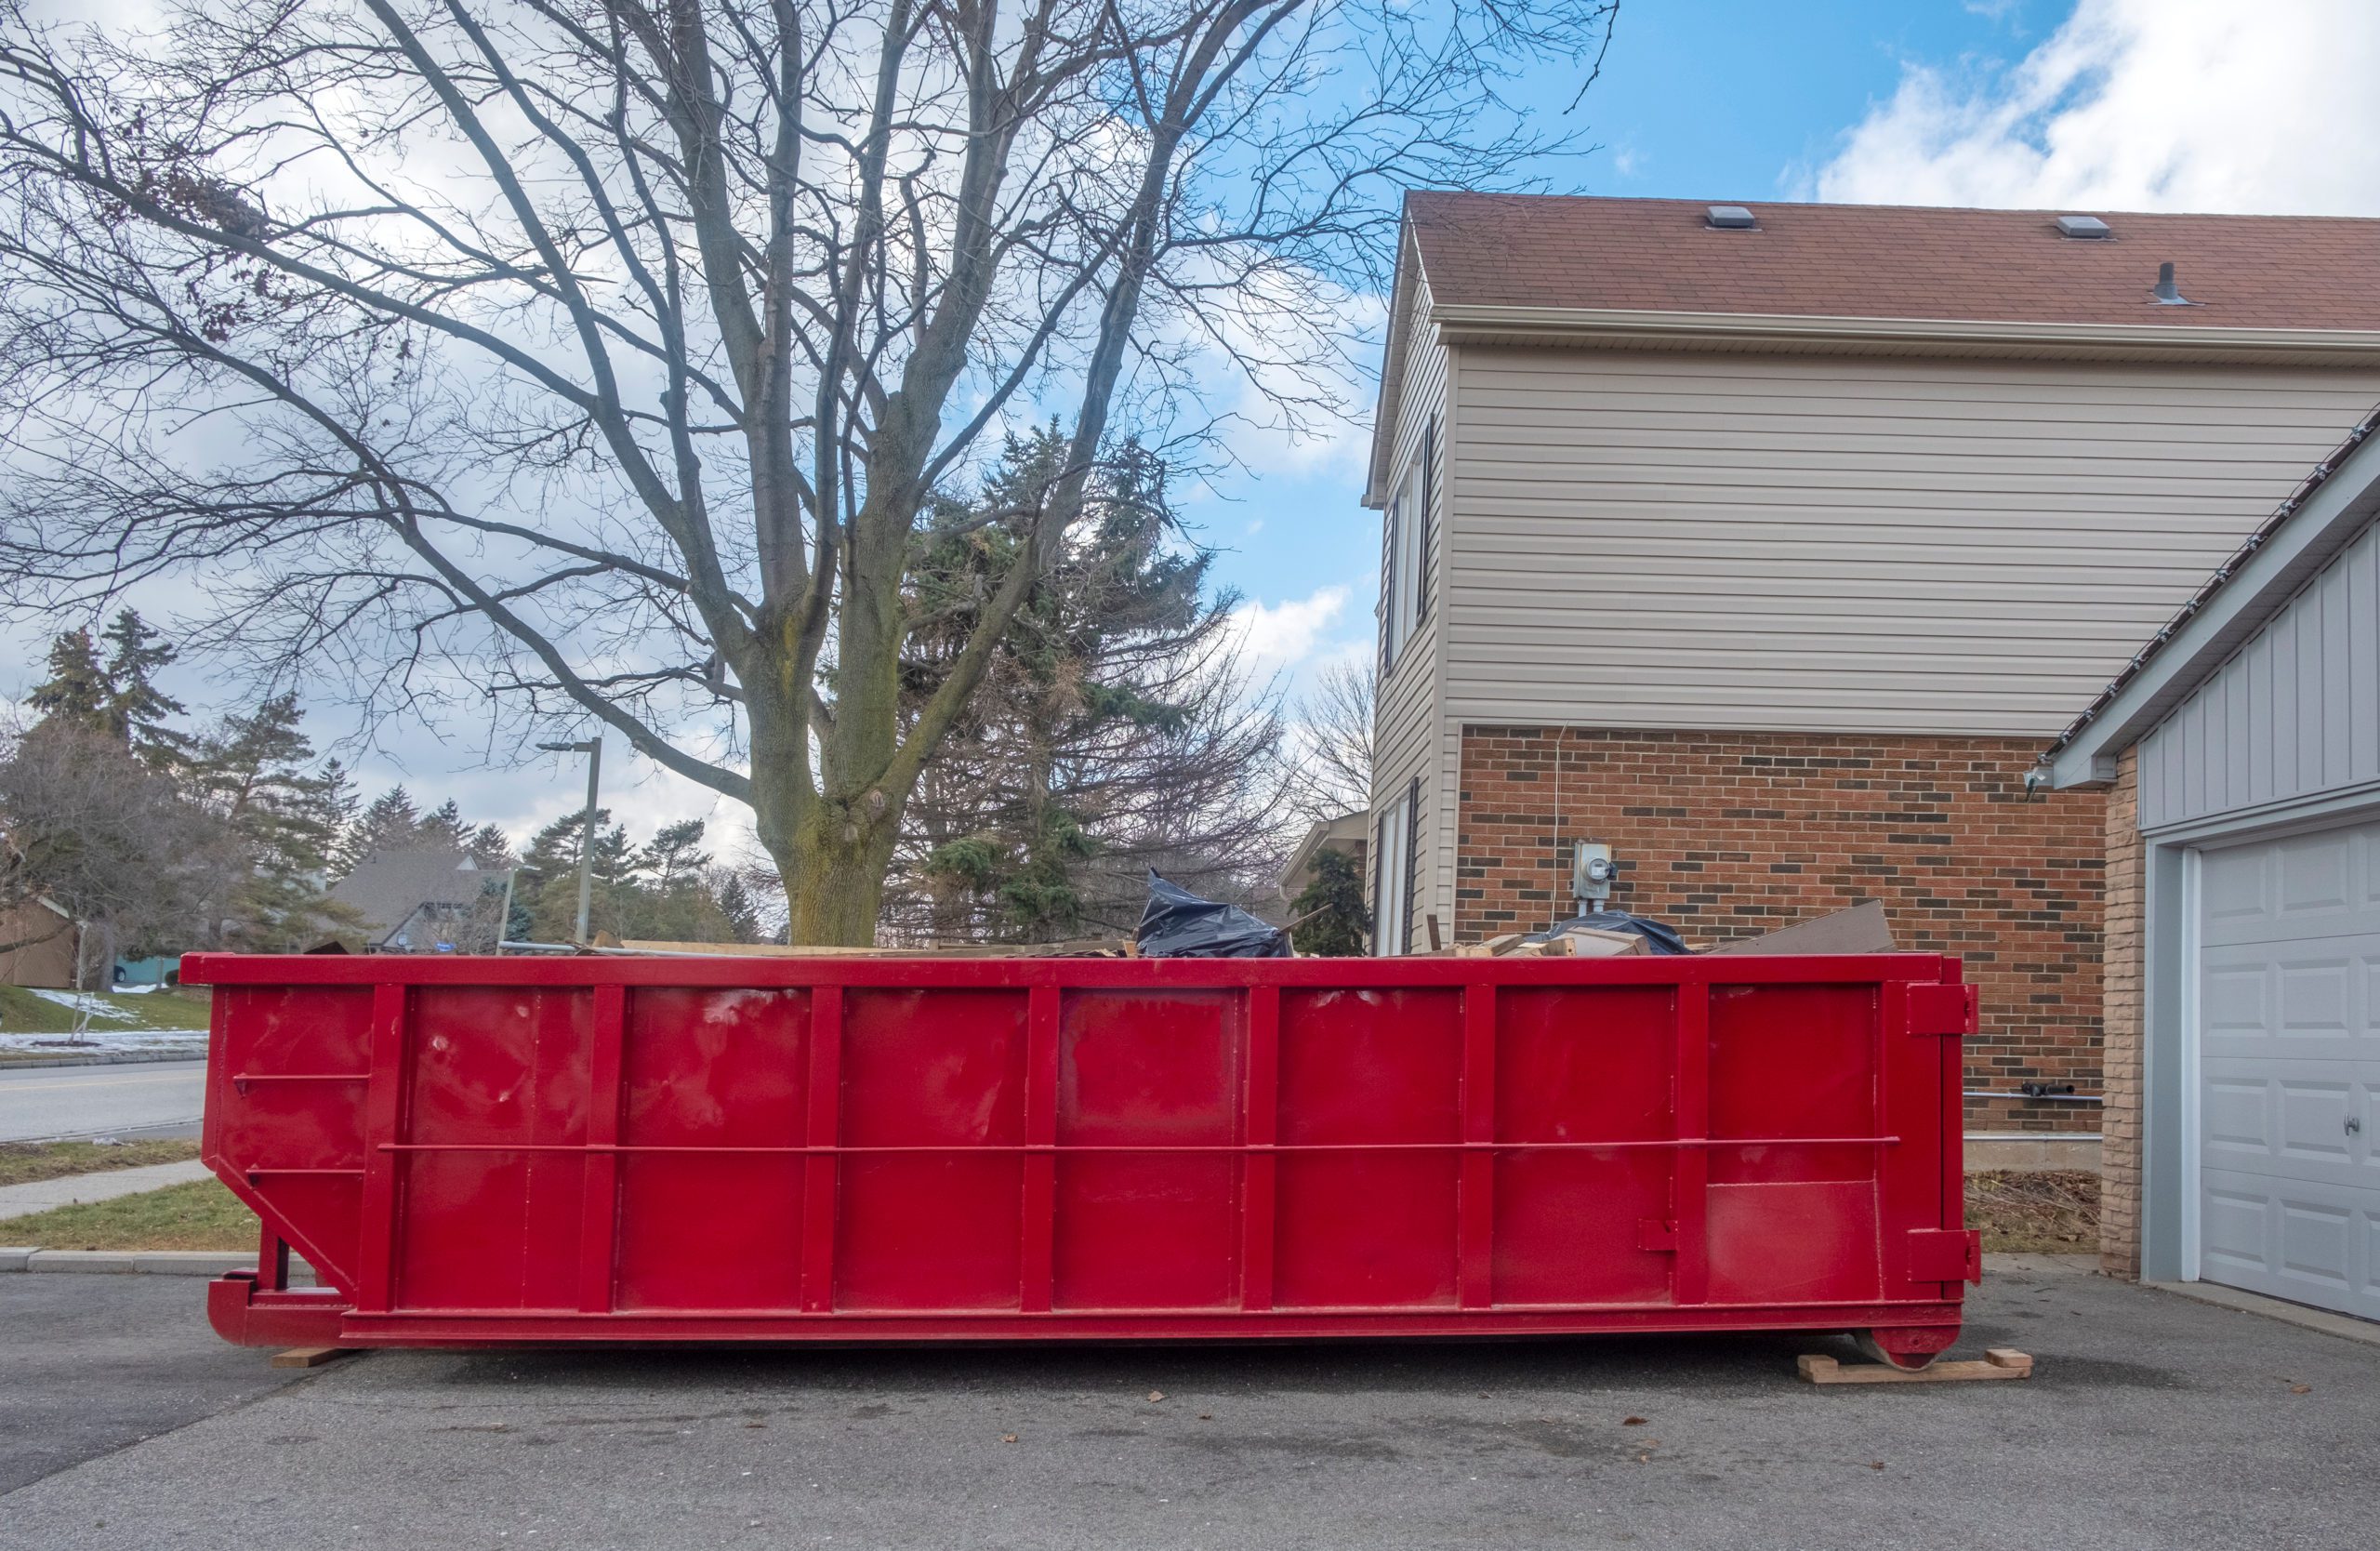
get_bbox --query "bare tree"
[1282,656,1370,829]
[0,721,245,1028]
[0,0,1617,942]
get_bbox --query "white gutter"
[1428,302,2380,365]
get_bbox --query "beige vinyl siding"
[1445,350,2380,736]
[1369,277,1450,940]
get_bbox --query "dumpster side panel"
[191,954,1976,1347]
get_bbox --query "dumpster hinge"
[1904,982,1979,1038]
[1908,1227,1983,1284]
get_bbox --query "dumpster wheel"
[1855,1330,1949,1372]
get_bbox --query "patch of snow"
[23,990,139,1022]
[0,1027,207,1054]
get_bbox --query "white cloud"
[1812,0,2380,216]
[1230,584,1351,672]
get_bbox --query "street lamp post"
[536,739,602,944]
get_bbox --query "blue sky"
[21,0,2380,859]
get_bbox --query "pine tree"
[191,693,355,948]
[887,429,1287,942]
[1288,847,1370,958]
[335,786,426,876]
[420,798,469,849]
[26,628,112,732]
[99,610,189,769]
[636,819,710,891]
[717,875,761,943]
[465,822,513,870]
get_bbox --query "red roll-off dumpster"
[184,951,1981,1365]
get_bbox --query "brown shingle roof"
[1406,193,2380,330]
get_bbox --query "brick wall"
[1456,726,2107,1133]
[2097,747,2144,1277]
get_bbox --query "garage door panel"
[2200,946,2373,1065]
[2196,817,2380,1322]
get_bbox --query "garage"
[2043,407,2380,1317]
[2194,820,2380,1318]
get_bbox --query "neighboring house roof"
[329,849,488,941]
[1371,194,2380,503]
[2043,405,2380,789]
[1403,193,2380,330]
[1276,811,1369,902]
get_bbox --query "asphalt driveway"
[2,1259,2373,1551]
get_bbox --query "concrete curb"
[0,1048,208,1070]
[0,1247,314,1279]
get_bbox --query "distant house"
[1276,812,1369,906]
[1364,192,2380,1133]
[329,848,499,952]
[0,896,82,988]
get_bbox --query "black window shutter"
[1370,808,1390,956]
[1415,413,1437,627]
[1399,776,1421,955]
[1378,492,1397,677]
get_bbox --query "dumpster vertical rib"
[354,981,410,1314]
[1239,984,1280,1313]
[1022,983,1060,1313]
[800,984,843,1314]
[1673,980,1712,1307]
[576,983,627,1314]
[1458,983,1497,1308]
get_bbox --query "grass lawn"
[0,982,212,1041]
[0,1178,256,1252]
[0,1138,202,1188]
[1968,1169,2098,1254]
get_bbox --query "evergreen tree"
[99,610,189,768]
[887,429,1287,942]
[465,822,514,870]
[717,875,762,943]
[420,798,469,850]
[335,785,426,876]
[636,819,711,891]
[1288,847,1370,958]
[191,693,356,948]
[27,628,112,732]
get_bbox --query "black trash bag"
[1523,909,1690,956]
[1136,870,1290,959]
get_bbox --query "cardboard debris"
[1454,926,1646,959]
[1554,926,1649,958]
[1706,900,1896,957]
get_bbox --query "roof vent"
[2056,214,2110,239]
[2150,260,2194,305]
[1705,205,1756,231]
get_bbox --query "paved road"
[0,1060,206,1143]
[0,1275,307,1496]
[2,1259,2375,1550]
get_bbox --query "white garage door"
[2196,817,2380,1319]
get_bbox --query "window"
[1378,435,1431,673]
[1370,776,1421,957]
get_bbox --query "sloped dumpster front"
[183,951,1980,1366]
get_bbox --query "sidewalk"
[0,1160,215,1222]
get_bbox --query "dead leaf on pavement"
[1621,1416,1648,1425]
[1147,1389,1166,1403]
[1870,1462,1885,1471]
[2290,1384,2311,1395]
[1000,1433,1018,1444]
